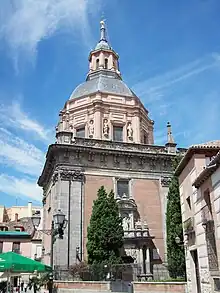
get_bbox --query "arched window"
[104,58,108,69]
[96,58,99,69]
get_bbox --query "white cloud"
[0,101,50,200]
[0,101,53,143]
[132,53,220,102]
[0,174,41,202]
[0,128,44,176]
[0,0,100,57]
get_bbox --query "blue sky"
[0,0,219,206]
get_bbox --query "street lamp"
[31,215,41,228]
[175,236,184,247]
[53,209,68,239]
[175,236,181,244]
[31,209,67,269]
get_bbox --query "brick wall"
[133,179,165,261]
[54,281,187,293]
[83,175,114,259]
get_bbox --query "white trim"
[84,168,164,180]
[112,177,117,198]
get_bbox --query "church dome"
[70,71,135,100]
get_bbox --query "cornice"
[52,167,84,184]
[38,138,186,188]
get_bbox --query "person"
[20,281,24,292]
[23,283,27,293]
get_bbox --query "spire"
[167,122,175,144]
[95,20,111,50]
[165,122,177,154]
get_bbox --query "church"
[38,20,185,279]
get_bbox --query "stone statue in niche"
[135,220,142,230]
[88,120,94,137]
[122,215,130,231]
[103,119,109,137]
[127,122,133,139]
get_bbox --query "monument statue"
[103,119,109,136]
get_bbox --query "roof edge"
[175,144,220,176]
[193,151,220,188]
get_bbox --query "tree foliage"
[87,186,124,266]
[166,156,186,278]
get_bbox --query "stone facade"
[176,141,220,293]
[38,20,186,279]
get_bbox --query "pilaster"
[52,168,84,269]
[160,176,171,262]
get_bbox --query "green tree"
[87,186,124,265]
[166,156,186,279]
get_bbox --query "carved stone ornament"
[114,154,120,166]
[100,152,107,163]
[52,168,84,183]
[161,176,171,187]
[103,119,109,137]
[88,151,95,162]
[125,155,132,165]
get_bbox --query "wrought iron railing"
[12,249,20,254]
[201,205,213,225]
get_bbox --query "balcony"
[123,222,154,245]
[12,249,20,254]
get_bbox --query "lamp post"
[175,236,184,247]
[31,209,67,269]
[47,272,54,293]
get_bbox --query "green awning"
[0,252,51,273]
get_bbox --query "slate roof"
[69,71,135,100]
[0,217,35,238]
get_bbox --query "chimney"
[15,213,18,222]
[28,202,32,217]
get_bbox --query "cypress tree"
[166,156,186,278]
[87,186,124,265]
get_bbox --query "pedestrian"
[20,281,24,292]
[23,283,27,293]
